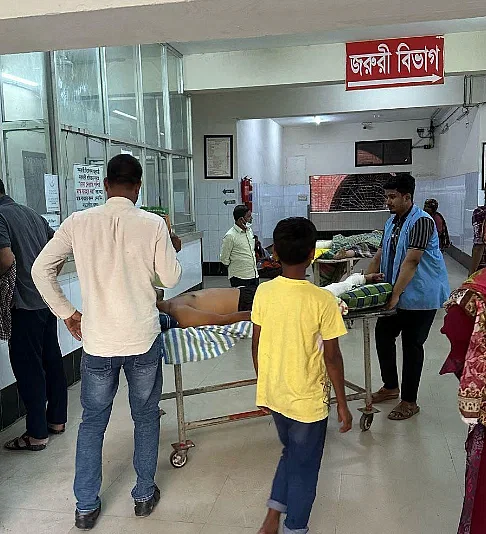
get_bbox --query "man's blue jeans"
[268,411,328,534]
[74,336,162,513]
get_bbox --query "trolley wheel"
[360,413,374,432]
[170,450,188,468]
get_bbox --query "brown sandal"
[372,387,400,404]
[4,434,47,451]
[48,424,66,435]
[388,402,420,420]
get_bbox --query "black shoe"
[75,506,101,530]
[134,486,160,517]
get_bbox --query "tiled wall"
[195,179,238,262]
[415,172,478,255]
[252,183,310,246]
[195,180,311,258]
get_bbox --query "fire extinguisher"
[240,176,252,212]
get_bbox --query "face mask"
[245,221,252,229]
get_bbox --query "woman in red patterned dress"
[441,269,486,533]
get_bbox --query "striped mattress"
[162,321,253,365]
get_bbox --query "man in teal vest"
[367,173,449,420]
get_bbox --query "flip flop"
[388,403,420,420]
[4,434,47,451]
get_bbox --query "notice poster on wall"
[73,165,105,211]
[42,213,61,231]
[44,174,60,212]
[204,135,233,179]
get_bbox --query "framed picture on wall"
[483,143,486,190]
[204,135,233,179]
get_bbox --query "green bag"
[339,283,393,310]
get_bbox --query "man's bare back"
[157,287,250,328]
[164,288,240,314]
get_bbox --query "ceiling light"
[313,116,322,125]
[2,73,39,87]
[112,109,138,121]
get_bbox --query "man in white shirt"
[220,204,259,287]
[32,155,181,531]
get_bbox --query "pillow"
[313,248,329,261]
[339,283,393,310]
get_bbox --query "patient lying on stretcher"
[156,285,256,328]
[156,272,384,329]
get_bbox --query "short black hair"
[107,154,142,186]
[233,204,250,222]
[383,173,415,197]
[273,217,317,265]
[0,179,5,195]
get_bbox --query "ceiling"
[2,1,486,55]
[272,107,442,128]
[172,17,486,55]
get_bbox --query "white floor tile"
[200,525,255,534]
[0,508,73,534]
[71,516,204,534]
[336,473,462,534]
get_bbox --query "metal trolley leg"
[169,364,194,468]
[357,317,380,431]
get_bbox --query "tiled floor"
[0,257,468,533]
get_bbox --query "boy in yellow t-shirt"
[252,217,352,534]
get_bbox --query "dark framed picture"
[483,143,486,190]
[355,139,412,167]
[204,135,233,179]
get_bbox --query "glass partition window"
[109,142,141,161]
[172,155,192,225]
[145,150,159,207]
[0,45,194,230]
[170,94,189,153]
[158,153,169,212]
[1,53,46,122]
[141,45,166,149]
[167,50,183,94]
[4,129,50,214]
[167,50,189,153]
[60,131,105,216]
[56,49,104,133]
[145,151,169,211]
[106,47,139,142]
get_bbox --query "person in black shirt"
[0,180,67,451]
[379,206,435,282]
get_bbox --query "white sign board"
[42,213,60,230]
[44,174,60,212]
[73,165,105,211]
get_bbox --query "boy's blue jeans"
[74,336,162,513]
[268,411,328,534]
